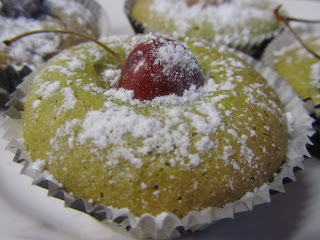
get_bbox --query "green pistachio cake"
[23,35,288,218]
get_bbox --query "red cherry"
[185,0,230,8]
[118,37,206,101]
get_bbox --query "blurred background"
[0,0,319,239]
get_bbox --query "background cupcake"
[0,0,108,107]
[125,0,283,58]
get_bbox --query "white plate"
[1,0,320,239]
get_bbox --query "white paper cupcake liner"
[1,46,314,239]
[124,0,284,59]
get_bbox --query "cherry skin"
[185,0,230,8]
[118,37,206,101]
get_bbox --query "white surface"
[1,0,320,239]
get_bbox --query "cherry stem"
[3,29,126,67]
[274,5,320,60]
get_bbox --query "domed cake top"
[25,35,286,170]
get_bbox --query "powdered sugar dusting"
[50,119,81,150]
[35,81,60,99]
[47,65,76,77]
[103,69,121,87]
[78,104,162,149]
[57,87,77,115]
[67,57,86,71]
[195,136,214,152]
[32,99,41,108]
